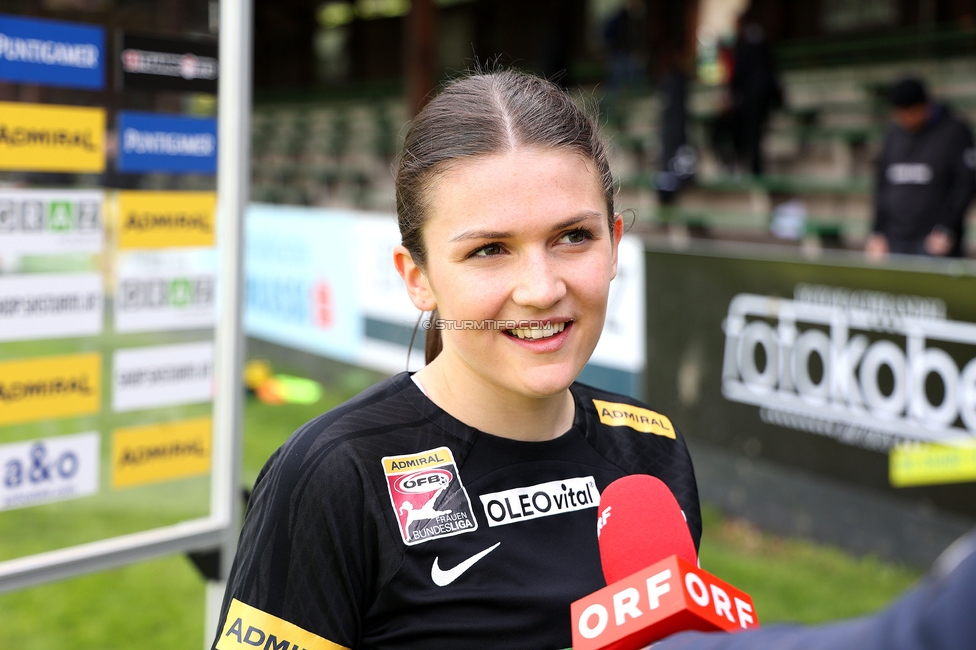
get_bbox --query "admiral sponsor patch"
[593,399,675,438]
[382,446,477,545]
[480,476,599,527]
[217,598,348,650]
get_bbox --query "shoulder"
[933,109,974,142]
[251,373,438,507]
[573,382,680,441]
[571,382,691,475]
[572,382,702,547]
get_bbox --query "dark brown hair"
[394,69,615,364]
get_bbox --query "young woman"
[213,70,701,650]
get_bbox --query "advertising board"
[119,32,218,93]
[0,101,105,173]
[0,14,104,89]
[641,241,976,560]
[117,111,217,174]
[0,0,248,608]
[0,189,103,255]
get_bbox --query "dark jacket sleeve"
[652,528,976,650]
[210,438,380,650]
[932,125,976,236]
[872,132,893,235]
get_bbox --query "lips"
[506,320,568,340]
[503,319,574,351]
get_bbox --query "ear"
[609,213,625,280]
[393,244,436,311]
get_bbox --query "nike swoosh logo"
[430,542,501,587]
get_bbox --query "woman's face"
[400,146,623,399]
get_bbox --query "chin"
[510,363,583,398]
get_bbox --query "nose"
[510,249,567,310]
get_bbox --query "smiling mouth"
[504,320,571,341]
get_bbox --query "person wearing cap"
[865,78,976,259]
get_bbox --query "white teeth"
[509,322,566,340]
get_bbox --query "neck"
[414,358,576,442]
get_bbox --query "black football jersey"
[212,372,701,650]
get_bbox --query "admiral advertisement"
[0,101,105,173]
[110,417,211,489]
[119,32,217,93]
[117,111,217,174]
[0,14,104,89]
[0,353,101,426]
[642,244,976,526]
[116,190,215,249]
[0,189,103,255]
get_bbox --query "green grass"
[698,507,921,624]
[0,380,924,648]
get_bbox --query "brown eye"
[560,229,593,245]
[472,243,504,257]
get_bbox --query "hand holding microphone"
[571,475,759,650]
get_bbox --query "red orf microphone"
[571,475,759,650]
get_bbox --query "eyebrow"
[448,211,604,243]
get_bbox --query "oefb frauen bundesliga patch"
[382,446,477,545]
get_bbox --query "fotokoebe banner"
[641,242,976,521]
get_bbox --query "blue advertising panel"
[244,204,362,362]
[0,14,104,89]
[117,111,217,174]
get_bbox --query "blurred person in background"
[866,78,976,260]
[656,43,695,211]
[728,9,783,177]
[602,0,645,112]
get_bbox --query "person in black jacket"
[728,12,783,176]
[654,526,976,650]
[866,78,976,259]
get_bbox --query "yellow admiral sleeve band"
[217,599,349,650]
[592,399,676,439]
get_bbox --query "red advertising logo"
[312,281,332,329]
[571,555,759,650]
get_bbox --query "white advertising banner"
[0,273,103,341]
[114,250,216,333]
[0,189,103,255]
[0,432,101,512]
[590,235,646,373]
[112,341,214,412]
[244,205,362,361]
